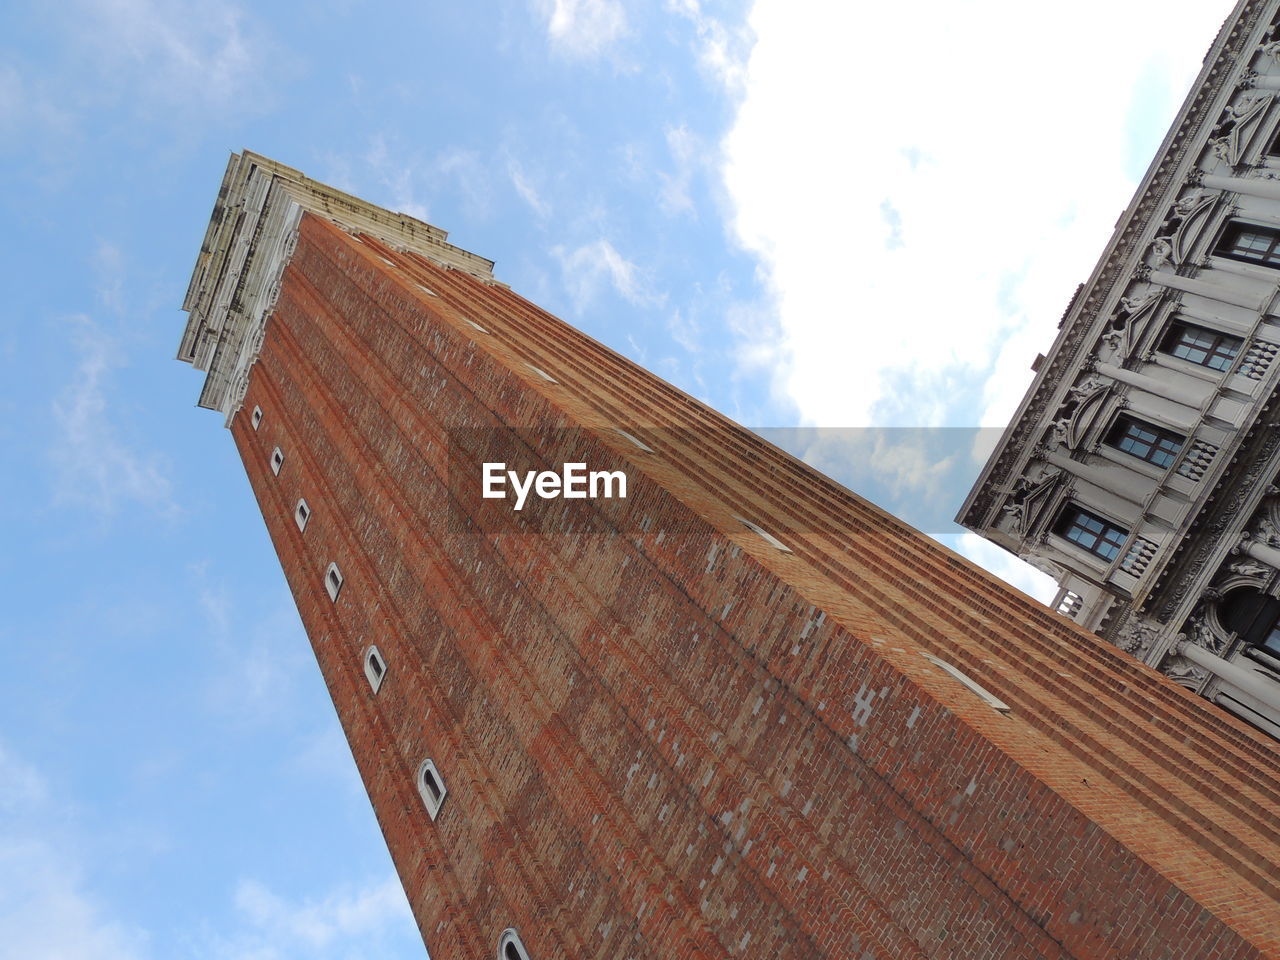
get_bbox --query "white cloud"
[287,722,365,796]
[363,135,432,222]
[0,64,77,147]
[553,238,661,310]
[435,147,494,221]
[0,742,150,960]
[0,839,150,960]
[76,0,265,108]
[92,242,126,315]
[507,156,550,218]
[50,317,176,520]
[658,124,701,217]
[720,0,1237,428]
[947,532,1059,605]
[0,742,48,811]
[202,589,311,727]
[219,875,416,960]
[534,0,627,59]
[665,0,752,94]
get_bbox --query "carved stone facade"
[959,0,1280,740]
[178,152,500,424]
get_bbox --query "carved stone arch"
[1216,584,1280,658]
[1200,587,1253,655]
[1065,381,1112,450]
[1170,193,1218,264]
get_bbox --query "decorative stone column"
[1149,269,1270,311]
[1091,359,1211,412]
[1174,640,1280,712]
[1042,448,1150,506]
[1202,172,1280,201]
[1239,533,1280,571]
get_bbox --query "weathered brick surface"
[228,214,1280,959]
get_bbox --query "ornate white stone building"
[959,0,1280,739]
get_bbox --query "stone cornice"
[178,151,499,424]
[957,0,1272,531]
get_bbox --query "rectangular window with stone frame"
[1105,414,1185,469]
[1160,321,1243,372]
[1053,505,1129,563]
[1215,221,1280,267]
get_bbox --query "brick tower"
[180,152,1280,960]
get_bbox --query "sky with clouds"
[0,0,1240,956]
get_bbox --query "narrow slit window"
[251,405,263,430]
[294,499,311,532]
[734,515,792,553]
[615,429,653,452]
[498,929,531,960]
[525,363,557,383]
[363,645,386,692]
[921,653,1011,714]
[418,284,437,297]
[325,562,344,601]
[417,759,447,820]
[270,447,285,476]
[466,319,488,333]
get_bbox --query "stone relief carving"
[1104,290,1164,360]
[1169,191,1216,264]
[1045,417,1071,450]
[1208,91,1273,166]
[999,472,1062,538]
[1209,136,1235,165]
[1161,655,1209,690]
[1049,376,1111,451]
[1021,554,1066,581]
[1119,291,1161,315]
[1181,615,1229,657]
[1152,422,1280,621]
[1228,556,1273,580]
[1114,618,1159,659]
[1171,189,1210,218]
[1147,237,1175,272]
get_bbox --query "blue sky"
[0,0,1239,957]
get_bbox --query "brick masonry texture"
[229,214,1280,959]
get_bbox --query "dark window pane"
[1217,222,1280,266]
[1161,322,1242,371]
[1055,505,1129,562]
[1264,625,1280,658]
[1107,415,1184,469]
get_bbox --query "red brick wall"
[228,214,1280,959]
